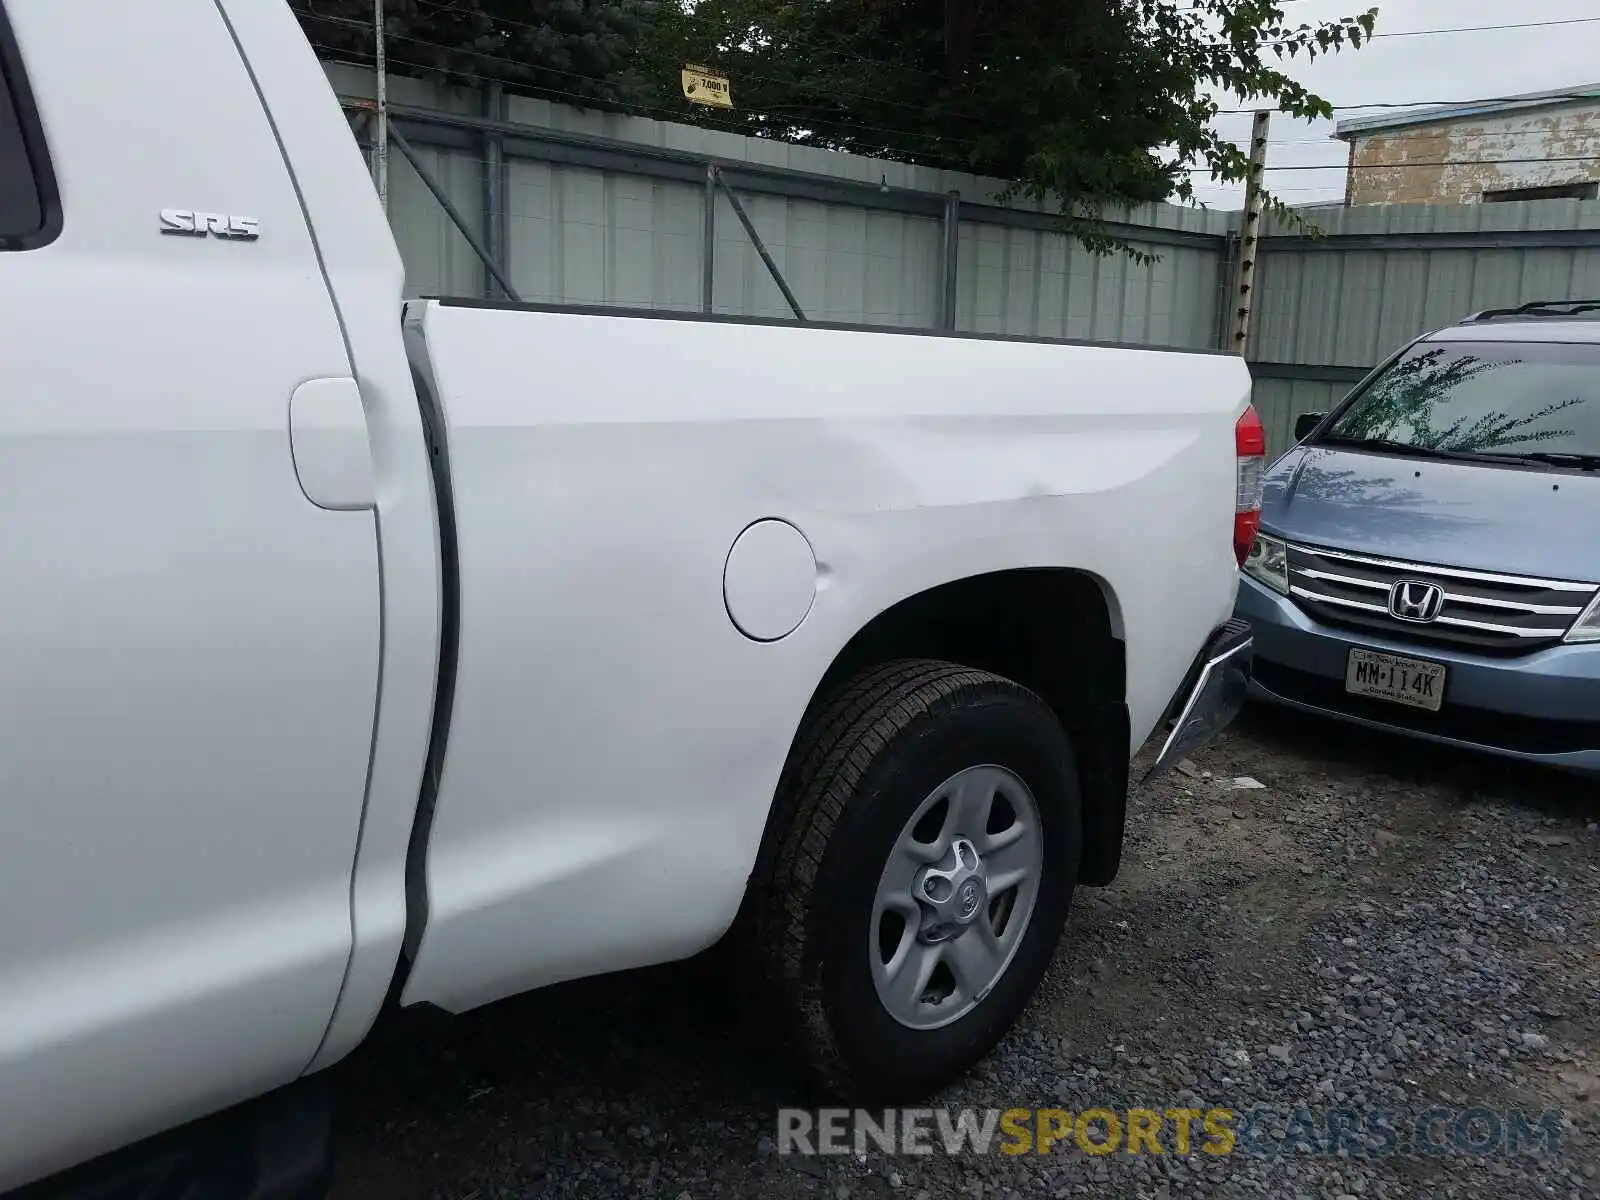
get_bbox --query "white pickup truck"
[0,2,1256,1195]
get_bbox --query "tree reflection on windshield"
[1328,342,1588,455]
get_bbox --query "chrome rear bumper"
[1142,618,1253,783]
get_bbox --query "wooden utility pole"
[1228,110,1271,355]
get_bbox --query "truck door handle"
[289,377,376,511]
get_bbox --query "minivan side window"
[0,2,59,248]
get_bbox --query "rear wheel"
[749,659,1082,1101]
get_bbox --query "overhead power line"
[335,38,1600,190]
[1268,154,1600,172]
[1187,150,1600,175]
[315,40,986,153]
[319,6,999,128]
[1219,90,1600,114]
[1251,128,1599,148]
[312,5,1600,185]
[1370,15,1600,39]
[336,2,1600,127]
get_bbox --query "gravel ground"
[329,704,1598,1200]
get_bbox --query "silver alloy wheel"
[869,764,1045,1030]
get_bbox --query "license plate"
[1345,648,1447,712]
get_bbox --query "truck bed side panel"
[401,304,1248,1014]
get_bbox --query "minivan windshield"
[1318,339,1600,466]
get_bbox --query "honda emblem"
[1388,579,1445,623]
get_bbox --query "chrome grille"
[1285,544,1598,654]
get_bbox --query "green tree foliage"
[293,0,1377,255]
[291,0,662,108]
[641,0,1377,253]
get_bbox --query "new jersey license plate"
[1344,648,1447,712]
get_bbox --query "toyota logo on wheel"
[1388,579,1445,623]
[957,878,983,921]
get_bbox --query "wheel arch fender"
[735,564,1132,932]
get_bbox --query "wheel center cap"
[915,837,988,943]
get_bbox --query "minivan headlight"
[1243,533,1290,595]
[1565,590,1600,644]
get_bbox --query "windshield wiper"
[1313,434,1491,464]
[1474,450,1600,471]
[1314,434,1600,469]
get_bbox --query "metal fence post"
[939,190,961,330]
[388,123,524,302]
[482,81,509,300]
[702,163,717,314]
[373,0,388,213]
[1213,231,1238,351]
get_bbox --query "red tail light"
[1234,404,1266,566]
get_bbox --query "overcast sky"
[1189,0,1600,209]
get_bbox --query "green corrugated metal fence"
[328,61,1600,458]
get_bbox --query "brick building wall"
[1344,102,1600,205]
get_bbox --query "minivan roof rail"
[1460,299,1600,322]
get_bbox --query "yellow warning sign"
[681,65,732,108]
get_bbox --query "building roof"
[1333,83,1600,140]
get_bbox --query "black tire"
[747,658,1082,1102]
